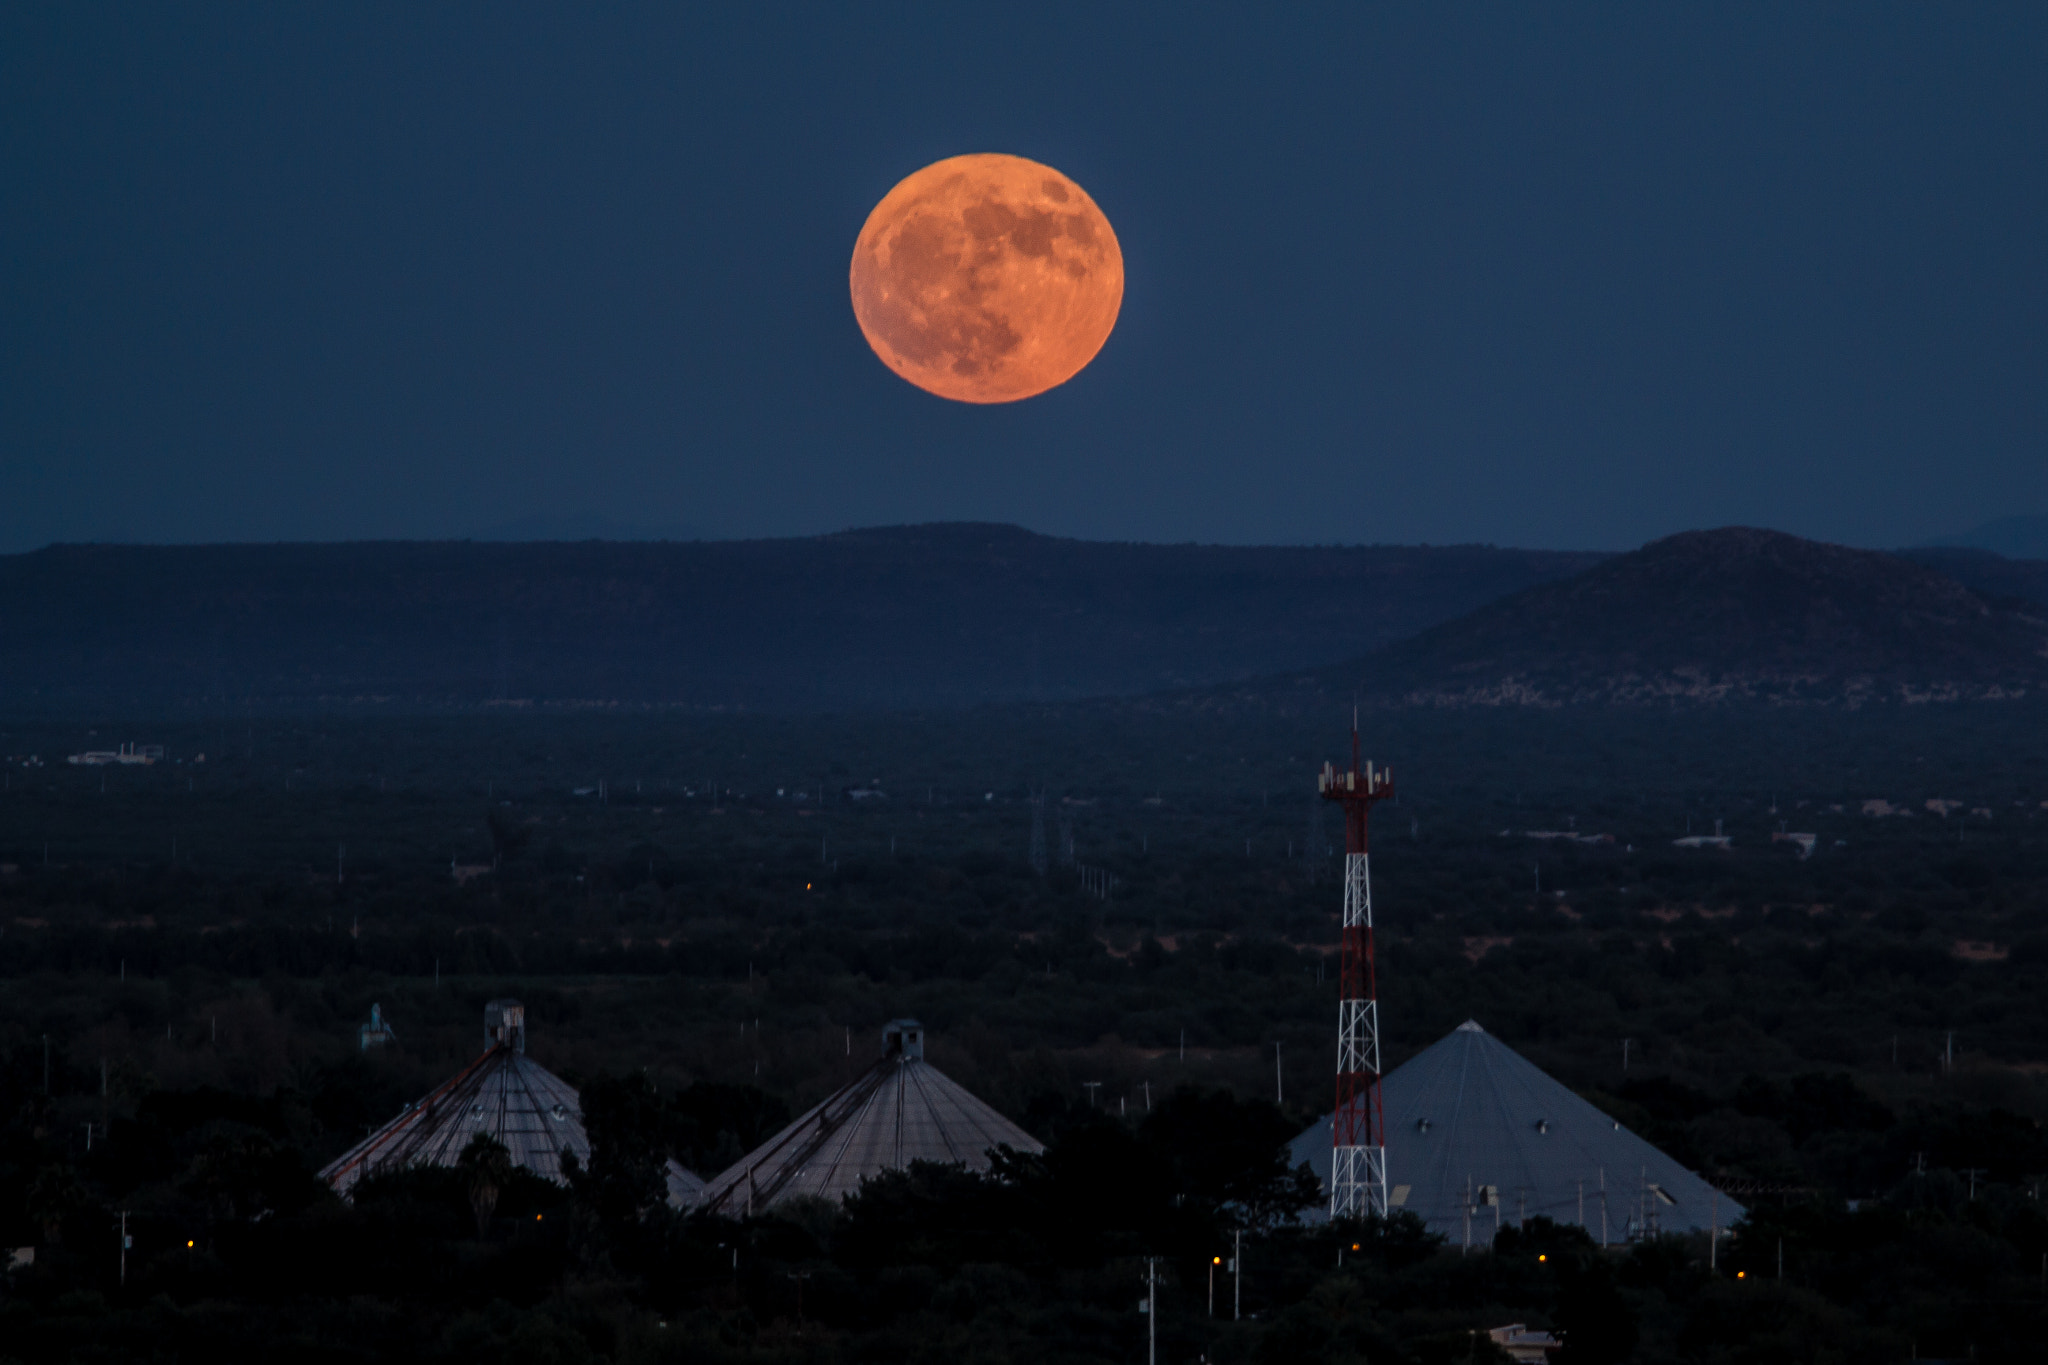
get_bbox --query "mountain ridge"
[0,525,1603,713]
[10,524,2048,715]
[1297,528,2048,709]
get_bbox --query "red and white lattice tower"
[1318,722,1394,1220]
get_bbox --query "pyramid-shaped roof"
[320,1000,704,1207]
[320,1000,590,1198]
[664,1159,707,1209]
[700,1020,1041,1216]
[1288,1021,1740,1243]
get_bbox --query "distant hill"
[1897,546,2048,613]
[1918,513,2048,561]
[1236,528,2048,710]
[0,525,1603,713]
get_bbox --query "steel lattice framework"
[1318,729,1394,1221]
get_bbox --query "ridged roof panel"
[318,1047,593,1198]
[1289,1021,1741,1241]
[701,1056,1041,1214]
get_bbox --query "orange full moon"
[850,154,1123,404]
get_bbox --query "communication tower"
[1318,718,1394,1220]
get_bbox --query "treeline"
[3,1067,2045,1362]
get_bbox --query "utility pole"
[1144,1257,1158,1365]
[120,1210,130,1287]
[1209,1255,1219,1317]
[1275,1041,1283,1106]
[1233,1228,1243,1320]
[787,1270,811,1333]
[1622,1038,1633,1072]
[1028,789,1048,874]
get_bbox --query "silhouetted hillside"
[1162,529,2048,714]
[1898,546,2048,613]
[0,525,1602,713]
[1339,528,2048,706]
[1919,512,2048,560]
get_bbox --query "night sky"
[4,4,2044,554]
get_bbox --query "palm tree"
[457,1133,514,1239]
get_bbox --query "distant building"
[1290,1021,1740,1246]
[1489,1323,1562,1362]
[66,743,161,766]
[358,1003,397,1051]
[1671,835,1732,849]
[699,1020,1040,1216]
[1771,832,1817,859]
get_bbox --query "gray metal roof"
[319,999,706,1207]
[1288,1020,1741,1243]
[318,1041,591,1198]
[700,1019,1042,1215]
[664,1158,708,1209]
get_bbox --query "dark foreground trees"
[3,1075,2045,1363]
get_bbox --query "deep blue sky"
[4,4,2044,553]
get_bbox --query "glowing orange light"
[1737,1271,1745,1279]
[186,1240,195,1248]
[536,1214,544,1221]
[850,154,1123,404]
[1212,1256,1221,1264]
[1538,1254,1547,1262]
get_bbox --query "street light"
[1209,1256,1221,1316]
